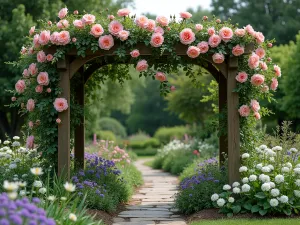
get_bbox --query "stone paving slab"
[112,159,186,225]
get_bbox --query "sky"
[130,0,212,16]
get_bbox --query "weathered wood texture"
[219,74,228,164]
[227,56,240,184]
[57,57,70,179]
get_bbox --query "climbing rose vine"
[10,7,281,161]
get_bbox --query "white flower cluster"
[156,140,191,157]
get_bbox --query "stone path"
[113,159,187,225]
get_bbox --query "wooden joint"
[228,56,238,69]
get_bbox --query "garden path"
[112,159,187,225]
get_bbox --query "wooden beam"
[74,68,85,169]
[219,73,228,164]
[227,56,240,184]
[57,57,71,179]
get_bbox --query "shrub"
[175,158,227,214]
[128,131,150,141]
[96,130,117,142]
[128,138,160,150]
[179,158,203,182]
[154,126,188,144]
[131,147,157,156]
[98,117,127,138]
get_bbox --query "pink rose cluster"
[238,99,261,120]
[245,24,265,44]
[53,98,68,112]
[50,31,71,45]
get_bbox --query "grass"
[189,219,300,225]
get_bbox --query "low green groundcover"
[190,219,300,225]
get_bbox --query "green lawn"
[190,219,300,225]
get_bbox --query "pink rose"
[155,72,167,82]
[109,20,123,36]
[29,63,38,76]
[57,21,64,29]
[274,65,281,77]
[58,7,68,19]
[216,19,221,23]
[90,24,104,37]
[251,74,265,86]
[20,47,27,55]
[108,15,115,20]
[268,43,273,48]
[23,69,30,78]
[255,32,265,44]
[46,88,51,93]
[187,46,200,58]
[130,49,140,58]
[98,34,114,50]
[254,112,261,120]
[28,47,34,55]
[259,62,268,71]
[267,57,272,62]
[48,21,52,26]
[57,31,71,45]
[235,72,248,83]
[28,121,34,128]
[195,24,203,31]
[170,86,176,91]
[37,50,46,63]
[261,84,269,92]
[72,38,77,42]
[54,98,69,112]
[270,78,278,91]
[29,26,35,36]
[219,27,233,42]
[197,41,209,54]
[37,72,49,86]
[73,20,84,29]
[26,136,34,149]
[74,10,79,15]
[208,34,221,48]
[203,16,208,20]
[117,8,131,17]
[118,30,130,41]
[82,14,96,25]
[136,60,148,72]
[15,80,26,93]
[38,30,50,45]
[147,19,156,32]
[180,12,192,19]
[156,16,168,27]
[46,54,53,61]
[26,99,35,112]
[250,99,260,112]
[179,28,195,45]
[11,97,16,102]
[232,45,245,56]
[150,33,164,47]
[33,34,40,48]
[35,85,43,93]
[234,28,245,37]
[56,118,61,124]
[136,16,149,28]
[154,26,164,35]
[50,32,59,45]
[248,53,260,69]
[255,48,265,59]
[207,27,215,36]
[238,105,250,117]
[245,24,255,36]
[212,53,224,64]
[57,20,69,29]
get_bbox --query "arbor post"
[219,74,228,164]
[57,57,71,179]
[74,68,85,169]
[227,56,240,184]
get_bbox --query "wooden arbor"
[54,43,252,184]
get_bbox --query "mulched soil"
[187,208,300,223]
[87,204,126,225]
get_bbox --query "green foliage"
[190,219,300,225]
[179,158,203,181]
[131,147,158,157]
[211,0,300,44]
[128,131,150,141]
[128,138,160,149]
[96,130,117,142]
[154,126,188,144]
[175,159,228,214]
[98,117,127,138]
[117,163,143,191]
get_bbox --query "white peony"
[294,190,300,198]
[269,157,275,162]
[270,198,279,207]
[272,146,282,151]
[259,145,267,150]
[228,197,235,203]
[281,167,290,173]
[269,182,275,188]
[285,162,293,168]
[275,174,284,184]
[216,198,226,207]
[211,193,219,201]
[13,136,20,140]
[242,184,251,192]
[294,168,300,175]
[242,177,249,183]
[268,165,274,171]
[256,163,263,170]
[290,148,298,153]
[33,181,42,188]
[278,195,289,203]
[242,153,250,159]
[271,188,280,197]
[261,183,271,191]
[232,182,240,187]
[239,166,247,172]
[259,174,270,183]
[3,141,10,145]
[249,175,257,182]
[295,164,300,168]
[223,184,231,191]
[233,187,241,194]
[39,188,47,194]
[296,180,300,187]
[64,182,76,192]
[261,166,271,173]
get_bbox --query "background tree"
[211,0,300,44]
